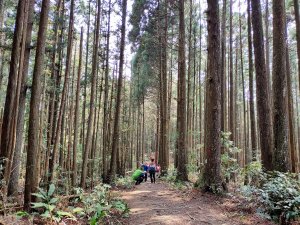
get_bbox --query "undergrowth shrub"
[221,132,241,181]
[71,184,129,225]
[161,168,192,190]
[239,171,300,225]
[115,176,134,189]
[30,184,75,222]
[254,172,300,224]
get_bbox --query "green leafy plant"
[221,131,241,180]
[241,161,264,186]
[15,211,30,219]
[115,176,134,189]
[31,184,75,222]
[254,172,300,224]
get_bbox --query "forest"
[0,0,300,224]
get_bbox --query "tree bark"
[49,0,74,183]
[272,0,289,172]
[250,0,273,171]
[294,0,300,92]
[0,0,28,187]
[81,0,101,188]
[24,0,51,210]
[8,0,35,196]
[247,0,257,162]
[176,0,188,181]
[202,0,224,192]
[109,0,127,182]
[72,28,83,187]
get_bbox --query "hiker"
[156,163,161,178]
[132,168,145,185]
[148,158,156,183]
[141,162,148,182]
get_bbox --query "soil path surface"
[121,181,274,225]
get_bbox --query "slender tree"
[81,0,101,188]
[250,0,273,171]
[49,0,74,183]
[176,0,188,181]
[294,0,300,91]
[72,28,83,187]
[109,0,127,182]
[247,0,257,161]
[8,0,35,196]
[24,0,51,210]
[0,0,28,186]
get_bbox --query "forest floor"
[119,180,275,225]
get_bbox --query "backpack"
[149,164,156,172]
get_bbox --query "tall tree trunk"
[49,0,74,183]
[250,0,273,171]
[0,0,28,187]
[220,0,227,132]
[72,28,83,187]
[247,0,257,162]
[8,0,35,196]
[229,0,234,141]
[109,0,127,182]
[286,44,297,173]
[176,0,188,181]
[102,0,112,183]
[24,0,51,210]
[159,0,168,175]
[294,0,300,92]
[202,0,224,192]
[81,1,91,153]
[265,0,271,92]
[239,2,247,164]
[81,0,101,188]
[272,0,289,172]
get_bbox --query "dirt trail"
[121,181,274,225]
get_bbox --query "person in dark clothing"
[148,158,156,183]
[141,162,148,182]
[132,168,144,185]
[135,174,144,185]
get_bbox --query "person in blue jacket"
[141,162,149,182]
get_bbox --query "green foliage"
[254,172,300,224]
[241,161,264,186]
[31,184,75,222]
[72,184,129,224]
[221,132,241,180]
[15,211,30,219]
[112,200,130,217]
[161,168,192,190]
[115,176,135,189]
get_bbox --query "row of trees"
[0,0,299,210]
[128,0,300,190]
